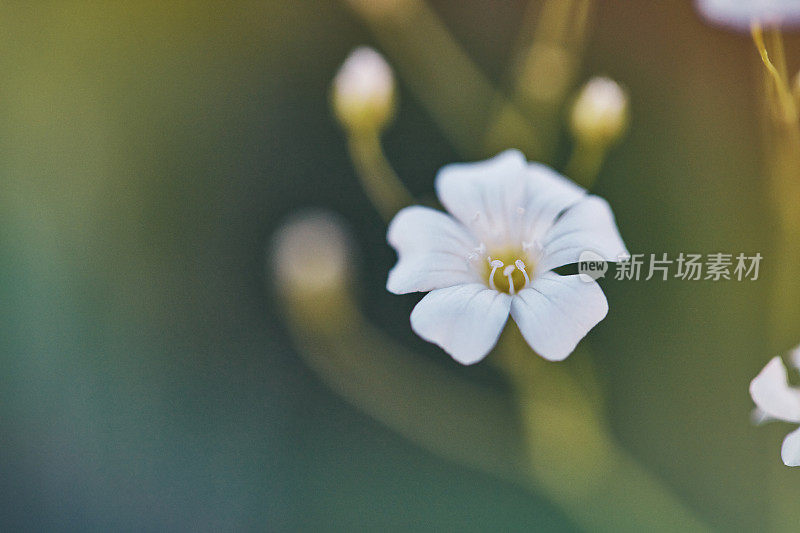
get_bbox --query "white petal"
[517,163,587,244]
[537,195,628,273]
[387,206,480,294]
[435,151,586,248]
[751,407,775,426]
[789,344,800,371]
[410,283,511,365]
[749,356,800,423]
[782,427,800,467]
[434,150,528,246]
[510,272,608,361]
[696,0,800,30]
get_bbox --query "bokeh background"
[1,1,798,530]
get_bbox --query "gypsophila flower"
[696,0,800,30]
[750,347,800,466]
[272,210,352,295]
[332,47,396,133]
[386,150,628,364]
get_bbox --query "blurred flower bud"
[272,210,354,298]
[344,0,411,19]
[569,77,629,148]
[332,47,396,134]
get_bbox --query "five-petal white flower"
[386,150,628,365]
[696,0,800,30]
[750,349,800,466]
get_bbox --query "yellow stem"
[752,22,800,533]
[752,24,798,125]
[767,27,789,83]
[753,25,800,353]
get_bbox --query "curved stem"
[285,283,711,530]
[282,288,530,487]
[753,25,800,353]
[564,139,608,189]
[347,131,413,222]
[752,24,798,125]
[754,25,800,533]
[493,328,710,533]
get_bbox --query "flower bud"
[332,47,396,134]
[569,77,629,147]
[271,210,354,297]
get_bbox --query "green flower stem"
[768,458,800,533]
[341,0,540,158]
[753,27,800,533]
[564,139,609,189]
[346,131,413,222]
[753,25,800,357]
[751,26,800,352]
[282,287,530,486]
[493,328,710,533]
[284,283,709,531]
[752,25,798,126]
[485,0,593,160]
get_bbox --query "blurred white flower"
[331,47,396,133]
[272,210,353,296]
[696,0,800,29]
[386,150,627,365]
[570,77,629,147]
[750,351,800,466]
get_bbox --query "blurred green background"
[1,0,797,530]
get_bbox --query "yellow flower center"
[482,248,532,295]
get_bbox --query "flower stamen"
[488,259,504,291]
[503,264,517,295]
[515,259,530,288]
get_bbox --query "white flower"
[273,210,353,295]
[696,0,800,30]
[332,47,396,133]
[750,349,800,466]
[386,150,628,365]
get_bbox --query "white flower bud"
[271,210,353,296]
[332,47,396,134]
[569,77,629,147]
